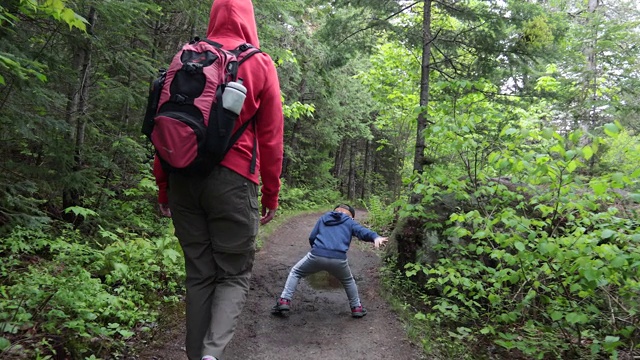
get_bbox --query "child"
[273,204,388,318]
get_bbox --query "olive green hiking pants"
[168,166,259,360]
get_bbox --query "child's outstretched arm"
[352,222,382,243]
[350,219,388,249]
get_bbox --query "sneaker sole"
[351,312,367,318]
[271,305,290,314]
[271,311,289,317]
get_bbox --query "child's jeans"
[280,252,361,308]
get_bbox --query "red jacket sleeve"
[153,155,169,204]
[254,60,284,210]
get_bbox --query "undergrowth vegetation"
[375,119,640,359]
[0,173,185,359]
[0,167,343,359]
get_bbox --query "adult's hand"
[159,203,172,217]
[260,207,277,225]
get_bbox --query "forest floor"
[138,211,426,360]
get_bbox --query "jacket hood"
[321,211,350,226]
[206,0,260,48]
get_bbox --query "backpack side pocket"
[151,111,207,170]
[141,70,166,138]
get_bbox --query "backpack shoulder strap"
[232,43,263,66]
[232,45,262,174]
[195,37,223,49]
[224,117,257,174]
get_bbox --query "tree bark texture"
[586,0,599,128]
[281,116,302,186]
[347,140,357,201]
[333,139,346,180]
[400,0,433,269]
[360,137,371,199]
[412,0,433,177]
[583,0,600,171]
[62,6,97,219]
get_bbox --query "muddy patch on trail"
[306,271,344,290]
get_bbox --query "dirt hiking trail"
[142,212,425,360]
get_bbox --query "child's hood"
[321,211,350,226]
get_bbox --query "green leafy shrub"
[364,195,397,233]
[0,225,184,359]
[0,170,185,359]
[401,122,640,359]
[599,130,640,189]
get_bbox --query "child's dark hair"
[334,204,355,218]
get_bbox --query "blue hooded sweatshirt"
[309,211,380,260]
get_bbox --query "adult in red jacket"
[153,0,283,359]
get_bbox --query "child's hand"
[374,237,388,249]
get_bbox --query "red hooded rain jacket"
[154,0,284,211]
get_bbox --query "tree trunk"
[360,137,371,199]
[412,0,433,177]
[347,140,357,201]
[62,6,96,223]
[583,0,600,170]
[333,139,346,179]
[400,0,433,270]
[282,79,308,186]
